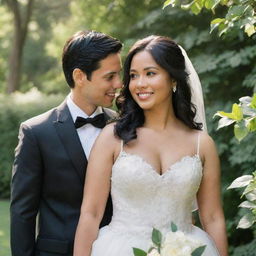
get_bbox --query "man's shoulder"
[103,107,118,119]
[22,101,66,129]
[22,108,56,129]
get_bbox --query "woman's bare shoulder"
[199,131,216,148]
[198,131,219,163]
[94,122,120,151]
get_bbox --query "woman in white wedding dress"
[74,36,228,256]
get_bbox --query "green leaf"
[191,1,204,15]
[216,117,236,130]
[210,22,218,33]
[148,247,156,253]
[211,18,225,25]
[239,201,256,209]
[248,118,256,132]
[212,0,221,9]
[205,0,215,10]
[232,103,243,120]
[152,228,162,247]
[239,96,252,105]
[181,1,195,11]
[214,111,233,119]
[226,5,246,19]
[218,22,229,36]
[244,190,256,201]
[237,212,255,229]
[250,94,256,109]
[245,24,256,37]
[133,248,147,256]
[243,180,256,195]
[210,18,225,33]
[227,175,253,189]
[163,0,176,9]
[192,245,207,256]
[220,0,228,5]
[215,103,243,120]
[234,122,248,141]
[171,222,178,232]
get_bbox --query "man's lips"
[106,92,116,97]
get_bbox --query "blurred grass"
[0,200,10,256]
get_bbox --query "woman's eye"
[130,73,137,79]
[147,71,155,76]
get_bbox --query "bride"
[73,35,228,256]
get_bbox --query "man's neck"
[70,92,97,116]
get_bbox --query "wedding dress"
[91,135,220,256]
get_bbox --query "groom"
[10,30,122,256]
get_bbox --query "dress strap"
[196,132,201,156]
[120,140,124,153]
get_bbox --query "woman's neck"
[143,104,177,131]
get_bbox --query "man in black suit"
[10,30,122,256]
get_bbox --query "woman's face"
[129,50,175,111]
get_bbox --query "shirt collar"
[66,94,103,123]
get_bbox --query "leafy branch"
[214,94,256,228]
[227,172,256,228]
[163,0,256,37]
[214,94,256,142]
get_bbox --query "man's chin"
[101,101,113,108]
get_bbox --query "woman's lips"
[137,92,153,100]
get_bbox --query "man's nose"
[113,76,123,89]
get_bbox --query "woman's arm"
[73,124,119,256]
[197,132,229,256]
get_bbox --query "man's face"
[82,53,122,108]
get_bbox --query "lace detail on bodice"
[109,150,203,238]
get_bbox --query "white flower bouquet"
[133,223,206,256]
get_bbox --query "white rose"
[161,230,204,256]
[181,245,193,254]
[147,248,160,256]
[161,246,179,256]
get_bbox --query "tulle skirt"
[91,225,220,256]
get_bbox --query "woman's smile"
[137,92,154,100]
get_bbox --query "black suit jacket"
[10,100,116,256]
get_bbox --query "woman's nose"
[136,76,146,88]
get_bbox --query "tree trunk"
[6,0,35,93]
[6,24,23,93]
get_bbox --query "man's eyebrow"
[103,70,122,77]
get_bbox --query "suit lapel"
[54,101,87,183]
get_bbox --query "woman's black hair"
[115,35,202,144]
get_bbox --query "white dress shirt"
[67,94,103,159]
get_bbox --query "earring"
[172,80,177,93]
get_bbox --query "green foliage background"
[0,0,255,255]
[0,200,10,256]
[0,90,64,198]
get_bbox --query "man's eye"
[106,75,114,81]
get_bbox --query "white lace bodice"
[109,147,203,238]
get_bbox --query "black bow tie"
[74,113,106,129]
